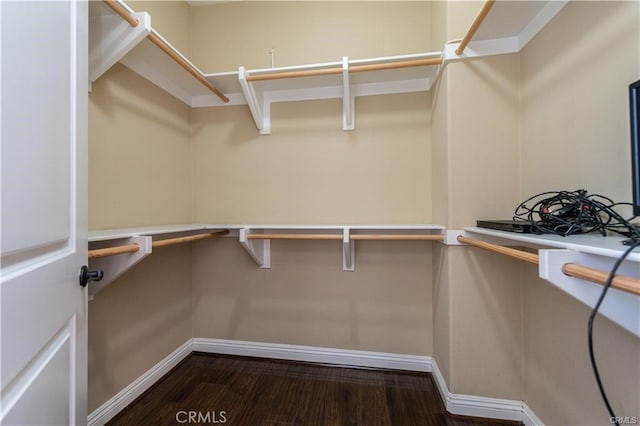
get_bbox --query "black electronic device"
[630,79,640,216]
[476,220,534,233]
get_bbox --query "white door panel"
[1,1,72,256]
[1,1,88,425]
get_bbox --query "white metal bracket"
[539,249,640,337]
[342,57,355,131]
[89,11,151,83]
[342,228,355,271]
[239,228,271,268]
[88,236,152,299]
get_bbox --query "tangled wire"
[513,189,640,239]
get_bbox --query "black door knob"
[79,265,104,287]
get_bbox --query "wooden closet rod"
[351,234,444,241]
[88,244,140,259]
[146,31,229,103]
[458,235,640,296]
[103,0,139,27]
[152,230,230,248]
[248,234,343,240]
[247,233,444,241]
[456,235,539,265]
[562,263,640,296]
[455,0,496,55]
[88,231,229,259]
[246,58,443,82]
[101,1,229,103]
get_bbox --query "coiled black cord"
[513,190,640,239]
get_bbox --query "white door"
[1,1,88,425]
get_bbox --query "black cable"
[513,189,640,240]
[587,239,640,425]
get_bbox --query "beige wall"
[88,245,192,412]
[190,1,432,72]
[192,93,432,224]
[192,238,433,355]
[521,0,638,210]
[447,54,521,228]
[89,63,192,229]
[519,1,640,424]
[431,52,522,400]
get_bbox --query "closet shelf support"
[88,236,152,299]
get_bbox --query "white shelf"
[463,227,640,262]
[202,52,442,134]
[445,1,568,61]
[89,224,211,242]
[89,0,227,106]
[458,227,640,337]
[233,224,444,271]
[89,1,567,134]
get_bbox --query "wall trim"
[88,338,544,425]
[522,402,545,426]
[430,358,543,425]
[192,337,431,372]
[87,339,193,426]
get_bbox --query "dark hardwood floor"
[108,353,521,426]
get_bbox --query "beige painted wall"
[192,93,432,224]
[432,53,522,400]
[521,0,638,209]
[447,54,521,228]
[448,247,523,399]
[89,63,192,229]
[519,1,640,424]
[88,245,192,412]
[190,1,432,72]
[192,238,433,355]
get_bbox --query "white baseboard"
[192,337,431,372]
[87,339,193,426]
[522,402,545,426]
[88,338,544,425]
[430,358,543,425]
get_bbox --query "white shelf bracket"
[342,228,355,271]
[342,57,355,131]
[88,235,152,299]
[89,11,151,83]
[539,249,640,338]
[238,67,269,134]
[239,228,271,269]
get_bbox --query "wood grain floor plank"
[106,353,522,426]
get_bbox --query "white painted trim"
[192,338,431,372]
[87,340,193,426]
[430,358,543,424]
[522,402,545,426]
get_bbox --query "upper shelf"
[89,0,567,133]
[202,53,443,134]
[89,0,228,105]
[446,0,569,60]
